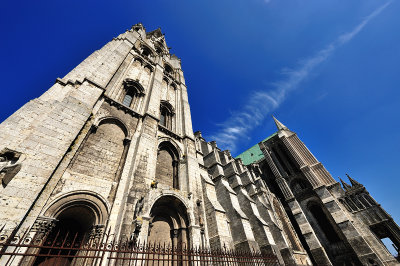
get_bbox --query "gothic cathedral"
[0,24,399,265]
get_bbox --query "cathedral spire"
[340,177,352,191]
[346,174,363,187]
[272,116,288,131]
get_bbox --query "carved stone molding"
[32,216,58,234]
[89,224,105,239]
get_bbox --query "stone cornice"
[182,135,195,142]
[56,77,105,91]
[158,125,182,141]
[103,95,141,118]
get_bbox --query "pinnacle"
[272,115,288,131]
[346,174,362,187]
[339,177,352,190]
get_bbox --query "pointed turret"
[340,177,352,191]
[272,116,288,131]
[346,174,363,187]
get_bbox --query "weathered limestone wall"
[0,81,103,232]
[69,122,125,180]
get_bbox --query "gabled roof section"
[235,132,277,165]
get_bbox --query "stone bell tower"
[0,24,214,250]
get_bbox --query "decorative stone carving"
[89,224,105,239]
[32,216,58,234]
[0,148,24,187]
[134,196,144,218]
[130,219,142,244]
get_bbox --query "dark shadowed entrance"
[33,205,96,266]
[147,196,190,265]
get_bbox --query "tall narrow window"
[159,101,174,130]
[160,109,167,127]
[121,79,145,109]
[308,203,341,243]
[164,64,173,75]
[122,92,133,107]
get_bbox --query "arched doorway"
[33,206,97,266]
[147,196,190,265]
[32,193,109,266]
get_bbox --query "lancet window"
[164,64,173,75]
[308,202,341,243]
[141,45,153,59]
[159,101,174,130]
[121,79,145,109]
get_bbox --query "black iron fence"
[0,226,280,266]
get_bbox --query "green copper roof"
[235,132,277,165]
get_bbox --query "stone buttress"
[195,132,312,265]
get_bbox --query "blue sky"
[1,0,399,254]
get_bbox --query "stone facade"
[0,24,399,265]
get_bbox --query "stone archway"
[31,192,109,266]
[147,196,190,265]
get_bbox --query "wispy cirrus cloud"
[210,1,392,153]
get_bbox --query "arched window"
[155,45,164,55]
[164,64,173,75]
[155,142,179,189]
[121,79,145,109]
[339,199,351,212]
[350,195,363,210]
[308,202,341,243]
[160,101,174,130]
[142,45,153,58]
[358,193,371,208]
